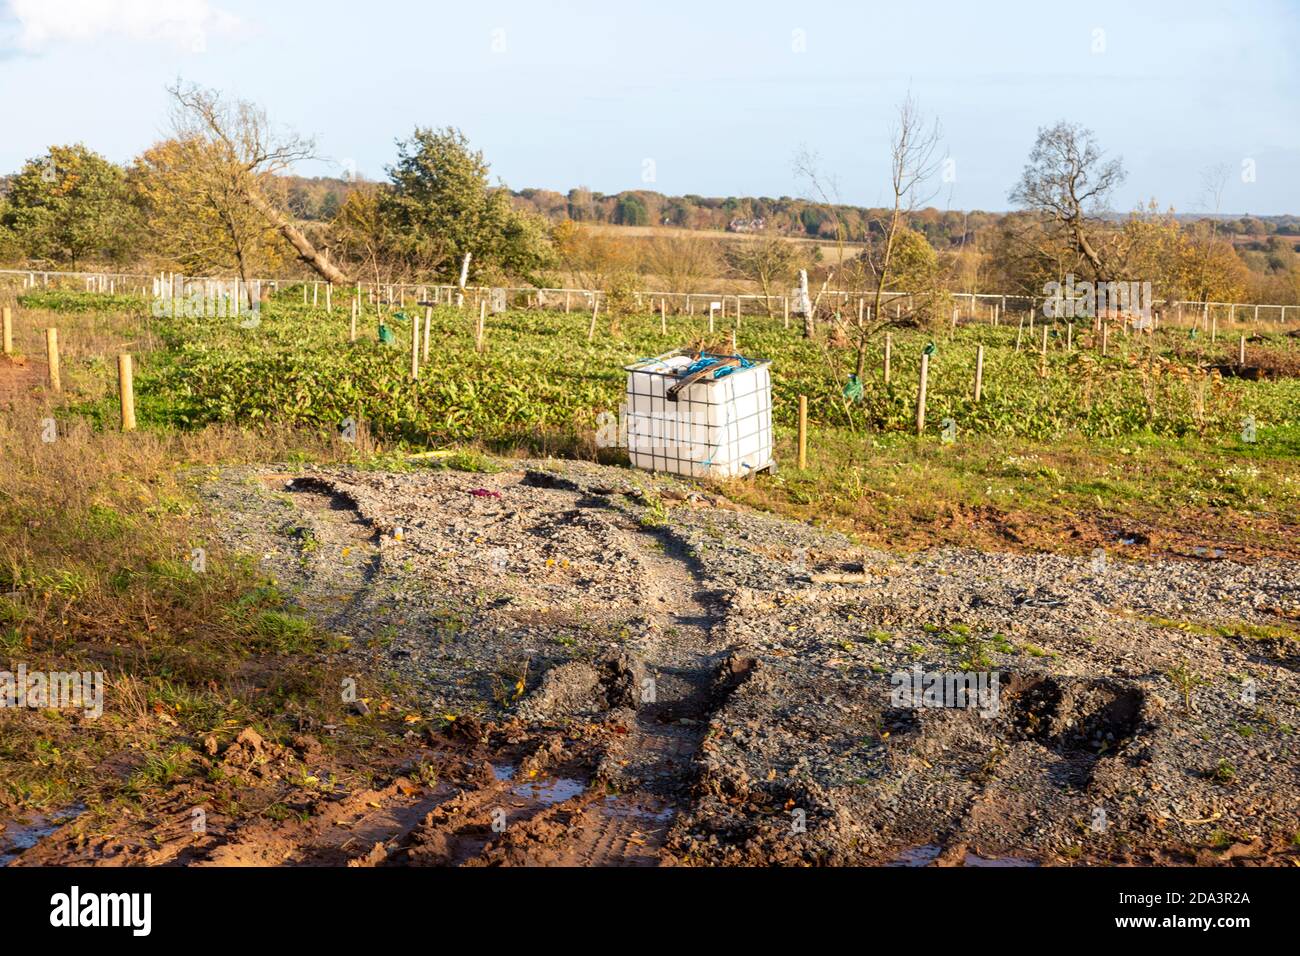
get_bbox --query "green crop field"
[9,286,1300,559]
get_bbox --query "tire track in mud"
[390,506,734,867]
[186,467,743,867]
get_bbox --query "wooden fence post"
[46,328,60,392]
[974,345,984,403]
[477,300,488,352]
[916,352,929,436]
[883,332,892,385]
[660,298,667,334]
[587,296,599,342]
[423,306,432,361]
[1,306,11,355]
[326,283,332,312]
[1239,335,1246,366]
[350,298,358,342]
[1039,326,1049,377]
[797,395,808,470]
[783,297,789,329]
[1101,324,1109,356]
[118,354,136,431]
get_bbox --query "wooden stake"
[1,306,11,355]
[423,306,432,361]
[916,352,929,436]
[883,333,893,385]
[477,300,487,352]
[660,298,667,334]
[1101,324,1109,356]
[326,283,332,312]
[1040,326,1049,377]
[350,298,358,342]
[1067,323,1073,350]
[587,296,599,342]
[797,395,808,470]
[730,328,737,353]
[1239,334,1246,366]
[46,328,60,392]
[118,354,136,431]
[783,297,789,329]
[974,345,984,403]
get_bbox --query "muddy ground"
[8,459,1299,866]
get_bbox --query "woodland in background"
[1,85,1297,313]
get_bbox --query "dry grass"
[0,385,362,813]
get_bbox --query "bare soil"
[7,459,1298,867]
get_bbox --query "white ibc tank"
[623,350,774,479]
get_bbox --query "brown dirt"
[6,460,1297,868]
[0,355,40,406]
[843,501,1300,564]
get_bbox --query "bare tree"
[1009,121,1125,280]
[168,81,349,287]
[642,233,722,294]
[728,238,801,315]
[859,95,944,380]
[796,96,944,373]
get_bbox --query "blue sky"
[1,0,1298,214]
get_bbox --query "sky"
[1,0,1298,215]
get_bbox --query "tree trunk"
[247,190,350,284]
[234,249,253,309]
[1073,219,1106,277]
[860,208,900,381]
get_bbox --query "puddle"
[963,851,1039,868]
[887,844,942,867]
[510,777,585,806]
[1112,531,1150,547]
[600,795,675,823]
[0,804,85,866]
[886,844,1039,867]
[1190,546,1225,559]
[491,763,515,782]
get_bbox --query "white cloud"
[8,0,240,52]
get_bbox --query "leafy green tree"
[382,127,552,282]
[0,144,140,267]
[614,194,648,226]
